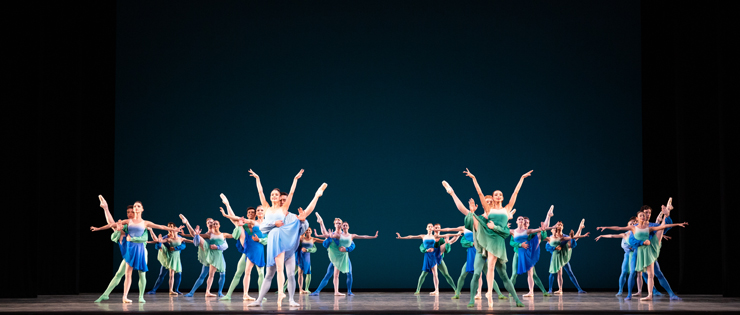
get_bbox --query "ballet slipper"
[94,295,109,303]
[554,290,563,295]
[474,293,482,300]
[169,291,178,295]
[335,292,346,296]
[247,300,262,307]
[289,300,300,307]
[429,291,438,296]
[640,295,653,301]
[138,297,146,303]
[523,292,534,297]
[316,183,328,197]
[205,292,217,297]
[442,181,453,194]
[122,298,132,303]
[243,295,255,301]
[414,291,420,295]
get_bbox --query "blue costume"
[146,235,187,294]
[625,216,678,300]
[309,238,356,295]
[222,223,267,300]
[545,239,585,293]
[422,238,440,272]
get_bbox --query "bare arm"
[463,169,491,212]
[145,221,182,232]
[433,227,464,232]
[396,233,425,240]
[281,169,304,214]
[351,231,378,240]
[597,225,633,232]
[594,233,626,241]
[297,183,327,221]
[249,169,269,208]
[649,222,688,232]
[90,221,118,232]
[506,170,532,210]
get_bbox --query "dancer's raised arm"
[463,168,491,212]
[180,214,207,238]
[249,169,269,208]
[351,231,378,240]
[281,169,304,213]
[506,170,532,210]
[296,183,326,221]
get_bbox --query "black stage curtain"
[4,1,736,298]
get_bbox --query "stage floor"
[2,292,739,314]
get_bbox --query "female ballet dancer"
[182,215,232,297]
[309,215,356,296]
[545,220,590,295]
[597,204,687,300]
[314,216,378,295]
[396,224,458,296]
[219,196,268,301]
[294,227,322,294]
[152,223,193,295]
[106,201,182,303]
[433,219,486,300]
[442,168,531,307]
[417,224,460,295]
[509,209,552,297]
[594,216,639,296]
[247,169,326,307]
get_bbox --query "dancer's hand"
[597,227,606,231]
[220,193,229,205]
[220,207,227,217]
[373,231,379,238]
[302,248,308,252]
[90,226,99,232]
[662,235,672,240]
[295,169,304,180]
[582,232,590,237]
[252,235,259,242]
[315,212,323,224]
[507,223,511,228]
[468,199,478,213]
[194,225,202,235]
[339,247,347,252]
[297,207,305,217]
[426,248,434,253]
[463,168,475,178]
[487,221,496,229]
[275,220,284,227]
[210,244,218,250]
[677,222,688,227]
[594,236,602,242]
[555,246,561,251]
[522,170,533,178]
[644,240,651,246]
[248,169,259,179]
[521,242,529,249]
[169,247,175,251]
[99,195,108,209]
[396,232,402,239]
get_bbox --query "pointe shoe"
[243,295,255,301]
[554,290,563,295]
[169,291,178,296]
[289,300,300,307]
[429,291,438,296]
[138,297,146,303]
[205,292,217,297]
[474,294,482,300]
[485,292,491,298]
[94,295,109,303]
[335,292,346,296]
[247,300,262,307]
[316,183,328,197]
[523,292,534,297]
[640,295,653,301]
[442,181,453,194]
[122,298,132,303]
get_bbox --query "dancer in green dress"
[155,223,193,295]
[545,220,589,295]
[442,168,531,307]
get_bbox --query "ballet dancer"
[396,224,459,296]
[182,214,232,297]
[309,215,356,296]
[545,220,590,295]
[442,168,531,307]
[509,207,553,297]
[417,224,460,295]
[220,200,268,301]
[149,223,193,295]
[598,201,687,301]
[594,216,640,296]
[433,221,487,300]
[247,169,327,307]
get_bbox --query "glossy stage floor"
[2,292,739,314]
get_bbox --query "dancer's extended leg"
[415,271,429,295]
[95,260,127,302]
[221,254,246,300]
[184,265,209,297]
[309,263,334,295]
[437,261,457,291]
[146,266,168,294]
[562,263,586,293]
[494,260,524,307]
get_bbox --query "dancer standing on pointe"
[219,199,268,301]
[433,222,486,300]
[247,169,327,307]
[309,216,355,296]
[101,200,182,303]
[442,168,530,307]
[597,200,687,301]
[594,216,640,296]
[396,224,459,296]
[545,220,590,295]
[508,208,552,298]
[151,223,192,295]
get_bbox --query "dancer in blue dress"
[397,224,459,296]
[247,169,327,307]
[508,207,552,298]
[594,216,638,296]
[422,224,459,294]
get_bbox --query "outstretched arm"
[649,222,688,232]
[463,168,491,212]
[145,221,182,232]
[396,233,425,240]
[526,221,550,235]
[506,170,532,210]
[352,231,378,240]
[281,169,304,214]
[594,233,626,242]
[597,225,633,232]
[249,169,269,208]
[433,226,464,232]
[297,183,327,221]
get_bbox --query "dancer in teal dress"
[442,168,531,307]
[315,216,378,295]
[545,220,589,295]
[594,216,638,296]
[508,207,552,298]
[182,216,233,297]
[597,203,687,300]
[154,223,193,295]
[397,224,459,296]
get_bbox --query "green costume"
[222,226,267,300]
[634,227,661,272]
[548,237,572,274]
[198,235,227,273]
[327,235,352,273]
[157,239,183,273]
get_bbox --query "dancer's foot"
[670,295,682,301]
[347,292,354,296]
[451,294,460,300]
[523,292,534,297]
[485,291,491,299]
[205,292,217,297]
[653,290,664,296]
[247,300,262,307]
[184,293,194,297]
[413,291,420,296]
[277,293,284,306]
[543,292,551,297]
[442,181,453,194]
[487,296,493,307]
[219,295,231,301]
[498,294,507,299]
[624,296,632,301]
[175,291,183,295]
[554,290,563,295]
[169,291,178,296]
[145,291,156,295]
[467,302,475,307]
[94,295,109,303]
[615,292,623,296]
[278,293,286,299]
[429,291,438,296]
[632,291,642,296]
[516,301,525,307]
[309,292,319,296]
[243,295,255,301]
[335,292,346,296]
[218,293,225,298]
[138,297,146,303]
[640,295,653,301]
[474,293,482,300]
[578,290,587,294]
[122,298,132,303]
[289,300,300,307]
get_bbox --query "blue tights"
[146,266,182,294]
[184,265,209,297]
[309,261,353,295]
[626,255,674,300]
[548,263,585,293]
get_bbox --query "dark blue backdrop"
[113,1,641,290]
